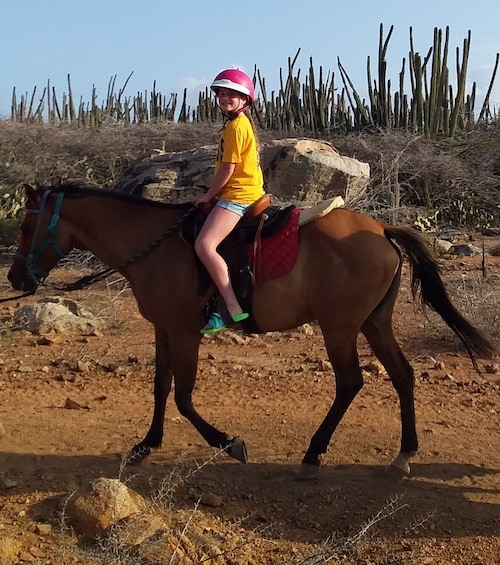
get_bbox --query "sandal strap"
[201,311,226,334]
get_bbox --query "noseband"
[15,190,67,282]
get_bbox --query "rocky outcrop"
[116,138,370,204]
[262,138,369,203]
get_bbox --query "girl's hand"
[193,193,213,207]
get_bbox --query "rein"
[0,290,35,303]
[53,196,199,292]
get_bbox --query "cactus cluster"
[8,26,499,139]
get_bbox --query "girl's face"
[216,87,248,115]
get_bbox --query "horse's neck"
[65,196,184,267]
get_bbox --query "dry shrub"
[1,118,499,229]
[0,120,218,188]
[443,269,500,337]
[333,127,500,226]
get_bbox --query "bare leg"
[195,206,245,318]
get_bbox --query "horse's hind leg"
[361,274,418,476]
[300,333,364,480]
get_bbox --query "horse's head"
[8,184,70,293]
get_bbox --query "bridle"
[15,189,67,284]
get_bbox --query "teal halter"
[15,190,67,282]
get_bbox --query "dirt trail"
[0,258,499,564]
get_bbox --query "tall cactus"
[6,27,498,136]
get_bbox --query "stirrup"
[200,312,226,334]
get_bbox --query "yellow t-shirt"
[216,113,265,204]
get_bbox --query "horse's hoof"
[126,445,151,466]
[297,463,320,481]
[226,437,248,463]
[385,453,412,478]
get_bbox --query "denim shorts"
[216,199,250,217]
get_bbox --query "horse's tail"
[384,225,497,370]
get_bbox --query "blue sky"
[1,0,499,119]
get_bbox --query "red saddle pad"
[247,207,301,283]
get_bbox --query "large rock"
[12,296,104,334]
[66,478,165,545]
[262,138,369,203]
[116,138,369,204]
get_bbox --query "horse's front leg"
[129,327,173,464]
[172,333,248,464]
[129,327,247,464]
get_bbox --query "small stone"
[364,359,386,377]
[200,492,223,507]
[0,477,18,489]
[317,359,332,372]
[35,523,52,535]
[37,336,55,346]
[301,324,315,336]
[29,545,45,557]
[76,361,90,373]
[64,398,87,410]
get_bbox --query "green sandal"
[232,312,249,323]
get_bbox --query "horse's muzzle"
[7,266,39,293]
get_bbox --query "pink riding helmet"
[210,68,255,106]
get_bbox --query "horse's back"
[312,206,386,238]
[253,207,401,331]
[304,207,398,268]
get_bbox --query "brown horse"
[7,183,496,479]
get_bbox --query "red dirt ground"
[0,246,499,564]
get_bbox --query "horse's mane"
[43,182,193,210]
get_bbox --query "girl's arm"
[193,162,236,205]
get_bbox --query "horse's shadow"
[2,450,498,544]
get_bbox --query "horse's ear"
[23,183,39,204]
